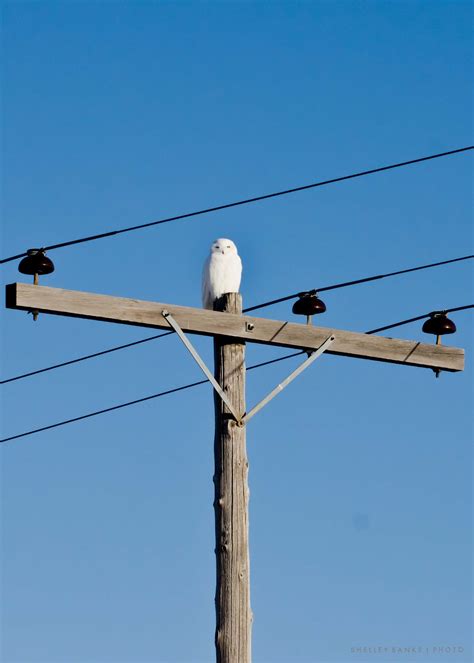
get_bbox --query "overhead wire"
[0,350,305,443]
[366,304,474,335]
[0,331,173,385]
[242,254,473,313]
[1,145,472,265]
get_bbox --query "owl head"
[210,238,238,256]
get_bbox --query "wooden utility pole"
[4,282,467,663]
[213,293,251,662]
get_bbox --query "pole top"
[213,292,243,314]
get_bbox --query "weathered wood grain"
[213,293,252,663]
[5,283,465,371]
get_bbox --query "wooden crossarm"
[5,283,465,372]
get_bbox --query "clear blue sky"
[1,2,472,662]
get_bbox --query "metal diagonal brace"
[162,310,242,422]
[163,308,333,426]
[239,334,335,426]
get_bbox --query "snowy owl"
[202,238,242,310]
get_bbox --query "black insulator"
[18,249,55,276]
[422,313,456,336]
[292,293,327,316]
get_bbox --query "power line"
[366,304,474,335]
[1,146,472,265]
[1,254,472,385]
[0,350,305,444]
[0,331,173,385]
[2,302,473,444]
[243,254,473,312]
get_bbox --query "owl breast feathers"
[202,238,242,310]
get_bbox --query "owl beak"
[221,250,225,254]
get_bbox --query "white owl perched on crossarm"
[202,238,242,310]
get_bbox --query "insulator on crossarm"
[292,293,327,320]
[18,249,55,321]
[422,311,457,380]
[18,249,55,283]
[422,312,456,344]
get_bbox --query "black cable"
[246,350,305,370]
[1,146,472,265]
[0,331,173,385]
[243,254,474,313]
[0,350,305,443]
[0,380,210,444]
[366,304,474,335]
